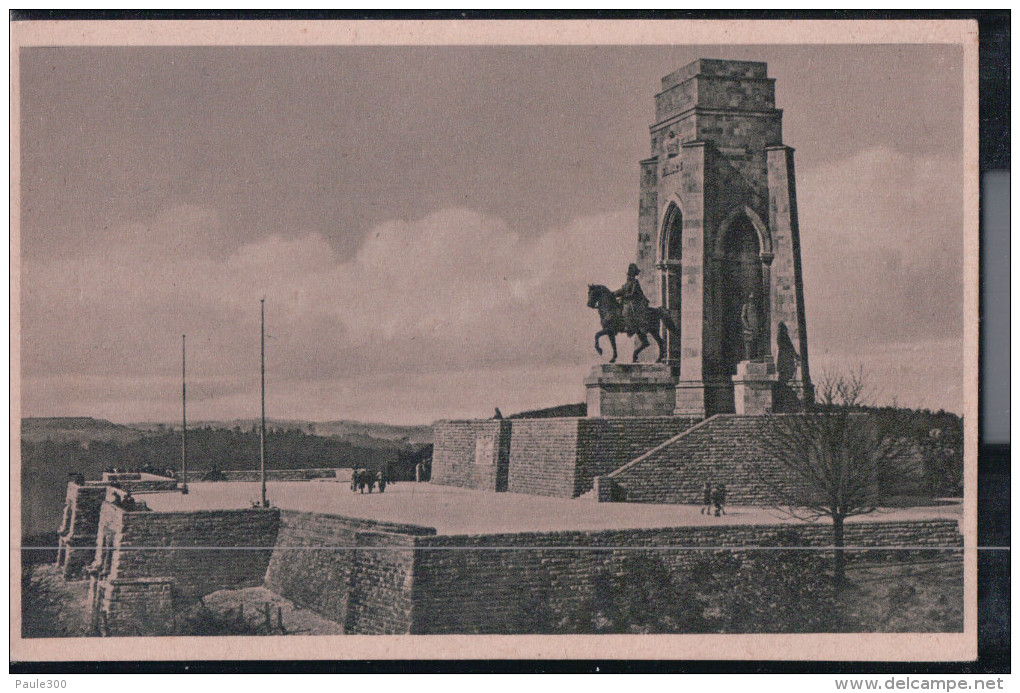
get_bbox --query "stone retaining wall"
[80,503,962,636]
[98,577,175,637]
[434,417,699,498]
[505,419,580,496]
[574,417,701,496]
[431,420,511,491]
[90,504,281,635]
[409,518,962,634]
[265,510,432,634]
[55,482,108,578]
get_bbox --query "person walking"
[700,482,713,515]
[712,483,728,517]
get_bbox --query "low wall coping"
[280,509,437,536]
[413,516,962,545]
[106,576,175,585]
[116,506,280,518]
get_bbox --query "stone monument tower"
[587,58,812,417]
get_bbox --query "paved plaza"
[138,481,962,535]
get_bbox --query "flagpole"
[181,334,189,494]
[260,299,267,507]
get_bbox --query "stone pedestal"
[732,359,777,415]
[585,364,677,417]
[673,378,737,417]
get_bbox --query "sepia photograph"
[10,19,979,662]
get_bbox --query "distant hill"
[21,417,147,445]
[306,420,433,445]
[129,418,433,445]
[19,418,433,542]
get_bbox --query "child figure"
[712,483,728,517]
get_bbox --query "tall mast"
[259,299,267,507]
[181,334,189,494]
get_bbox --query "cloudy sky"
[18,43,965,424]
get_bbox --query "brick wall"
[606,415,803,504]
[505,417,700,498]
[506,419,580,497]
[91,503,282,634]
[84,499,962,636]
[410,519,962,634]
[265,510,433,634]
[431,420,510,491]
[99,578,175,636]
[345,530,418,634]
[117,479,180,493]
[435,417,702,498]
[102,472,181,492]
[575,418,700,496]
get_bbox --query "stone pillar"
[732,359,777,415]
[673,141,710,416]
[759,252,774,358]
[766,145,812,406]
[636,157,660,296]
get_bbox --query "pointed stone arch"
[656,199,684,363]
[713,205,774,374]
[715,205,772,260]
[658,200,683,265]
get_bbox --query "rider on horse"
[614,263,650,335]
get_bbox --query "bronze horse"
[587,284,680,363]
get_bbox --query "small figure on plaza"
[712,483,728,517]
[700,481,713,515]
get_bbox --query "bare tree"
[752,368,921,584]
[814,364,877,410]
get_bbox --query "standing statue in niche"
[740,291,762,361]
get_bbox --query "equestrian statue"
[587,263,680,363]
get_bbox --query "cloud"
[21,204,635,421]
[793,146,965,413]
[20,146,967,422]
[797,146,964,349]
